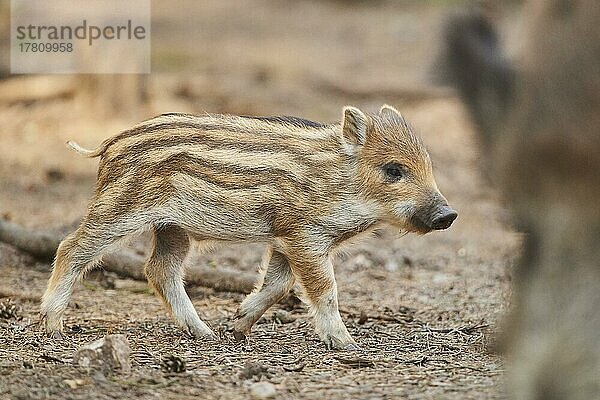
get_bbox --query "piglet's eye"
[383,163,405,181]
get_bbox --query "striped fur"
[41,105,456,349]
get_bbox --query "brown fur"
[41,105,456,349]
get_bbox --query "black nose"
[430,208,458,230]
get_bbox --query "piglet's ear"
[342,106,368,146]
[379,104,403,121]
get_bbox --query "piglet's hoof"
[232,330,247,342]
[344,343,361,351]
[49,331,65,340]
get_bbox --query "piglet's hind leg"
[145,225,216,340]
[233,246,295,340]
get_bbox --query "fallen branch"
[99,250,256,294]
[0,220,60,261]
[0,219,256,294]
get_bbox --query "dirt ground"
[0,1,521,399]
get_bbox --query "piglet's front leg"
[286,247,357,350]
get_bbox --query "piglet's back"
[72,113,351,237]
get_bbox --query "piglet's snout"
[429,205,457,230]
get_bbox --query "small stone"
[274,309,295,324]
[64,379,85,389]
[73,334,131,373]
[249,381,277,399]
[384,259,399,272]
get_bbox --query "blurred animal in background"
[440,1,600,399]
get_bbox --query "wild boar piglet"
[41,105,457,349]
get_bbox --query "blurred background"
[0,1,524,399]
[0,0,523,225]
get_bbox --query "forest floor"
[0,1,520,398]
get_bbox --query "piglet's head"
[341,104,457,234]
